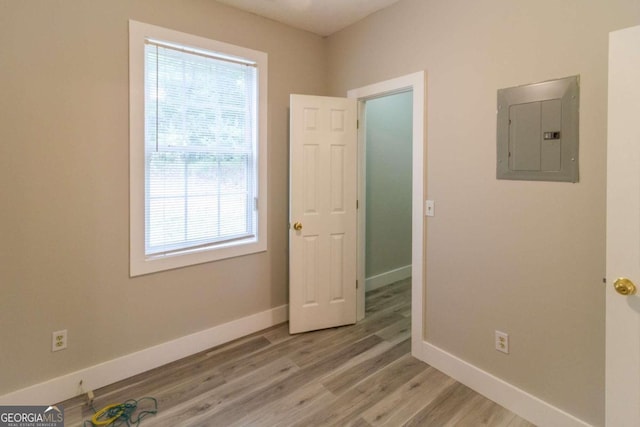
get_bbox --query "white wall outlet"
[426,200,435,217]
[495,330,509,354]
[52,329,67,352]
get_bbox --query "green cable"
[84,397,158,427]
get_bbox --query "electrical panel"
[497,76,579,182]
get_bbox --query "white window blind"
[144,40,258,257]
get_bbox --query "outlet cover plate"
[495,330,509,354]
[52,329,67,352]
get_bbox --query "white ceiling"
[216,0,402,37]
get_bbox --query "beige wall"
[0,0,326,395]
[327,0,639,424]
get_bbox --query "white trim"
[0,305,288,406]
[417,341,591,427]
[347,71,426,354]
[128,20,268,276]
[355,101,367,321]
[365,265,412,292]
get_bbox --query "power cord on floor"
[83,397,158,427]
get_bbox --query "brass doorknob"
[613,278,637,296]
[293,222,303,231]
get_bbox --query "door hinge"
[357,119,359,129]
[356,200,359,209]
[356,280,359,289]
[255,197,258,210]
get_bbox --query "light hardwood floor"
[59,279,535,426]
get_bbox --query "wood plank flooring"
[59,279,535,426]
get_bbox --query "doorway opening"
[362,92,413,301]
[348,71,426,355]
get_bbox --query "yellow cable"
[91,403,124,426]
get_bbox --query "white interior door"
[289,94,358,334]
[606,25,640,427]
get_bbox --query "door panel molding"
[289,95,357,334]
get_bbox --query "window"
[129,21,267,276]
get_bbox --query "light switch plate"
[426,200,435,217]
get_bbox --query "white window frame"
[129,20,268,276]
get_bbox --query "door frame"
[347,71,426,354]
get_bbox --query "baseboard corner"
[417,340,592,427]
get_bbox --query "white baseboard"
[365,265,411,292]
[0,305,288,406]
[414,341,591,427]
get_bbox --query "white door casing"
[289,94,358,334]
[348,71,425,354]
[606,25,640,427]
